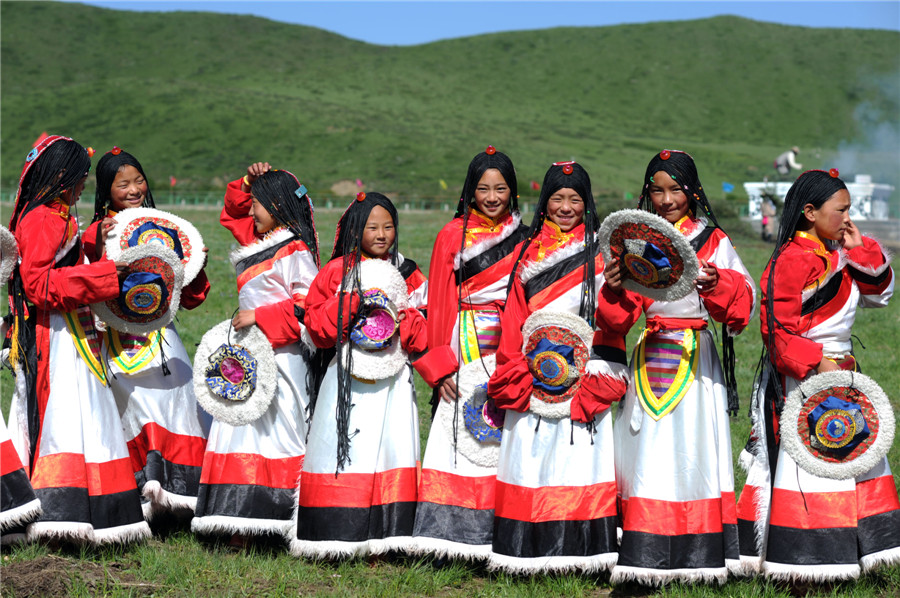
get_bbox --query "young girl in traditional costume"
[6,135,150,544]
[292,192,427,559]
[83,148,209,518]
[411,146,528,560]
[192,162,319,541]
[598,150,755,585]
[736,169,899,582]
[486,161,620,574]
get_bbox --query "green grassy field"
[1,203,898,597]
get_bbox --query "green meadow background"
[2,1,899,596]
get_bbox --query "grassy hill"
[1,1,898,204]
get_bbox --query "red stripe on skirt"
[417,468,495,510]
[127,422,206,472]
[299,468,418,508]
[770,487,856,528]
[735,484,760,521]
[621,494,735,535]
[494,480,616,522]
[0,439,26,476]
[30,452,137,495]
[858,474,900,519]
[199,451,304,489]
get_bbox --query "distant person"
[774,146,802,178]
[760,193,777,242]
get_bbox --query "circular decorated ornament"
[521,309,594,419]
[106,207,205,285]
[436,354,502,467]
[192,319,277,426]
[781,370,895,480]
[342,259,410,381]
[598,209,700,302]
[0,225,18,284]
[92,244,184,334]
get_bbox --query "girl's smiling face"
[648,170,690,224]
[250,195,277,234]
[361,205,395,258]
[109,165,149,211]
[546,188,584,232]
[473,168,511,219]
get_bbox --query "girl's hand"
[243,162,271,191]
[200,247,210,270]
[695,259,718,294]
[841,220,863,250]
[100,217,117,246]
[438,376,459,402]
[816,357,841,374]
[603,258,624,293]
[232,309,256,330]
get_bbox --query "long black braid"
[251,169,320,268]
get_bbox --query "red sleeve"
[846,236,894,296]
[255,296,302,349]
[486,276,532,412]
[595,283,644,335]
[570,373,625,423]
[413,222,462,387]
[303,261,360,349]
[180,269,210,310]
[700,265,754,332]
[81,220,103,263]
[760,252,824,380]
[399,307,428,354]
[16,209,119,311]
[220,178,261,246]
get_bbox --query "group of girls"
[2,135,898,587]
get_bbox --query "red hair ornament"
[829,168,840,178]
[485,145,496,155]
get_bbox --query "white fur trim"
[27,520,151,545]
[408,536,491,561]
[192,320,278,426]
[106,207,205,285]
[290,537,369,559]
[229,227,295,266]
[140,480,197,516]
[598,209,700,302]
[92,243,185,335]
[367,535,417,555]
[191,514,293,537]
[845,236,893,277]
[519,234,587,284]
[0,498,42,532]
[453,213,522,271]
[736,555,763,576]
[610,565,728,586]
[299,326,317,353]
[679,214,710,244]
[0,225,18,283]
[860,545,900,572]
[737,448,755,473]
[54,232,79,263]
[585,358,629,381]
[781,371,894,480]
[437,355,500,468]
[488,551,616,574]
[762,561,859,582]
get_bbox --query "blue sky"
[69,1,900,46]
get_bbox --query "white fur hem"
[860,545,900,572]
[725,558,744,576]
[519,235,586,284]
[487,551,616,575]
[27,520,150,545]
[454,213,522,270]
[0,499,42,532]
[737,448,755,473]
[191,515,292,537]
[735,554,762,576]
[610,565,728,586]
[367,535,416,555]
[141,481,197,518]
[762,561,860,582]
[408,536,491,561]
[290,538,369,559]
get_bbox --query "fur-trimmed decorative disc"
[0,225,18,284]
[521,309,594,419]
[193,319,277,426]
[92,244,184,334]
[598,209,700,302]
[436,354,502,467]
[106,207,205,285]
[342,259,410,381]
[781,370,895,480]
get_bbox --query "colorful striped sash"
[458,308,501,364]
[634,329,698,420]
[63,306,107,385]
[106,328,163,374]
